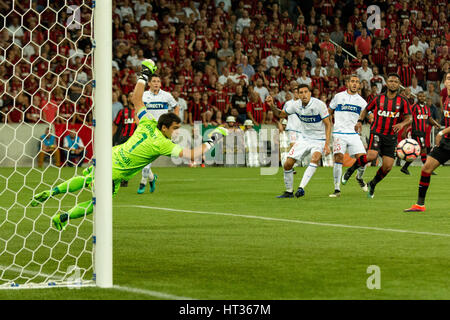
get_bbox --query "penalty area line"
[124,205,450,238]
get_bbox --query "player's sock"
[68,200,94,220]
[356,165,366,180]
[420,153,427,164]
[52,176,87,195]
[141,164,154,184]
[299,163,317,189]
[333,162,343,191]
[402,160,412,170]
[283,169,294,193]
[371,167,388,186]
[417,171,431,206]
[344,155,367,178]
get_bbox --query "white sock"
[356,165,366,180]
[333,162,343,191]
[300,163,317,189]
[141,164,154,184]
[284,169,294,193]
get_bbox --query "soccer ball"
[396,138,421,162]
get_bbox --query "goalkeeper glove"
[204,127,228,149]
[138,59,157,82]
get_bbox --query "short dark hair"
[298,84,311,91]
[387,73,401,80]
[157,112,181,130]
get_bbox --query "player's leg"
[138,163,157,194]
[31,175,88,206]
[296,150,321,198]
[330,135,347,197]
[277,157,296,198]
[404,149,447,212]
[342,133,378,184]
[52,200,94,231]
[367,155,394,198]
[277,140,306,198]
[330,152,344,197]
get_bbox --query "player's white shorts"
[287,131,302,145]
[332,133,366,156]
[287,137,326,161]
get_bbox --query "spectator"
[253,77,270,103]
[355,29,372,58]
[246,91,266,126]
[172,85,188,124]
[230,84,248,124]
[408,76,424,98]
[426,83,441,108]
[62,130,85,167]
[370,66,386,94]
[296,69,312,87]
[188,91,204,125]
[356,59,374,86]
[236,55,255,80]
[236,9,251,33]
[311,58,327,78]
[409,36,425,56]
[397,56,416,87]
[38,127,61,168]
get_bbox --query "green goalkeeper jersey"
[112,111,182,181]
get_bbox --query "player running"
[266,84,332,198]
[328,74,368,197]
[404,72,450,212]
[400,91,440,175]
[341,73,412,198]
[137,74,180,194]
[30,60,227,231]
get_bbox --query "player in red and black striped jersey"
[342,73,412,198]
[405,72,450,212]
[400,91,441,175]
[113,94,137,146]
[113,92,137,187]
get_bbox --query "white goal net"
[0,0,110,289]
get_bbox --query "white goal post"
[0,0,112,289]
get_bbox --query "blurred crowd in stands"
[0,0,449,129]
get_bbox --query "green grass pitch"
[0,166,449,300]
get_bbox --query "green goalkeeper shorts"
[83,165,122,196]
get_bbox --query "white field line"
[0,265,194,299]
[112,285,195,300]
[124,205,450,238]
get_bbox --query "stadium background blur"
[0,0,449,165]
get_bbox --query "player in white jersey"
[283,96,303,146]
[266,84,332,198]
[328,74,368,197]
[137,74,180,194]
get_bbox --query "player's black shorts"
[411,131,426,150]
[368,132,397,158]
[429,137,450,164]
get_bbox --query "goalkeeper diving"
[30,59,227,231]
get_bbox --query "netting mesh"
[0,1,96,288]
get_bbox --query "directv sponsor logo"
[336,104,362,114]
[297,114,322,123]
[144,102,169,109]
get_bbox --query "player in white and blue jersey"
[328,74,368,197]
[266,84,332,198]
[137,74,180,194]
[283,95,303,147]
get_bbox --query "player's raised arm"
[265,95,287,118]
[131,59,158,113]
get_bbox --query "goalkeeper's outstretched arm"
[178,127,228,161]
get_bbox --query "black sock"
[417,171,431,206]
[372,167,388,186]
[402,161,411,170]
